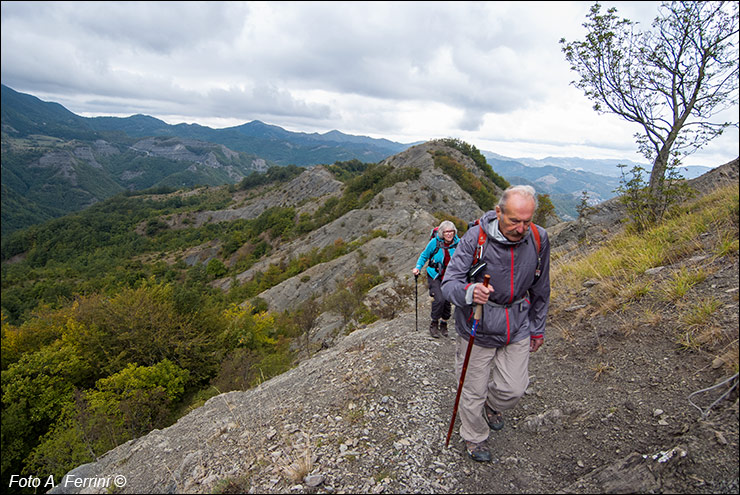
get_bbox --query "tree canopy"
[561,1,739,195]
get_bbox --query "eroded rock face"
[130,137,215,164]
[31,150,80,185]
[166,165,344,231]
[211,141,489,303]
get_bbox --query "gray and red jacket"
[441,209,550,348]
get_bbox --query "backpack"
[426,226,450,271]
[469,217,542,282]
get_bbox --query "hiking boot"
[429,320,440,338]
[465,440,491,462]
[438,320,449,337]
[484,403,504,431]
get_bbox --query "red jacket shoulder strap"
[531,224,541,253]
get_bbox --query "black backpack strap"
[531,224,542,282]
[428,238,442,269]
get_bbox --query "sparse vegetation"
[553,183,737,296]
[434,138,510,190]
[236,164,303,190]
[589,361,613,381]
[660,267,708,303]
[552,182,738,377]
[324,265,384,330]
[430,150,499,211]
[615,161,694,229]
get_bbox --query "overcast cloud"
[1,1,738,166]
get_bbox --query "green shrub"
[432,152,498,211]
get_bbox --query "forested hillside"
[1,84,408,236]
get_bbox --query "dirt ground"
[445,251,739,494]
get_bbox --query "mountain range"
[0,84,711,235]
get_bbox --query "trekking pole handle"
[473,275,490,320]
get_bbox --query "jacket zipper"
[506,246,515,344]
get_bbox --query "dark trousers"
[428,275,451,321]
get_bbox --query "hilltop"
[47,157,738,494]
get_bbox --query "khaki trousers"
[454,335,530,443]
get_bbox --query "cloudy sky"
[1,1,738,167]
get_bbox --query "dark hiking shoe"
[438,320,449,337]
[465,440,491,462]
[484,403,504,431]
[429,320,440,338]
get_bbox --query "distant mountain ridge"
[1,83,704,233]
[484,154,622,220]
[0,84,405,235]
[485,151,712,180]
[1,84,407,166]
[86,116,408,166]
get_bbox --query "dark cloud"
[1,1,736,163]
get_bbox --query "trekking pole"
[445,274,490,447]
[414,273,419,332]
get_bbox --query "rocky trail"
[52,267,738,494]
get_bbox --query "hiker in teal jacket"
[413,220,460,338]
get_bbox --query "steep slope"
[48,159,739,495]
[0,135,270,236]
[207,141,493,314]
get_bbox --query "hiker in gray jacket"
[441,185,550,462]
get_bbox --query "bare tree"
[561,2,739,196]
[295,296,320,357]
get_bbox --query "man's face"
[495,194,536,242]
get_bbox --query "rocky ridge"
[49,157,738,494]
[167,166,344,233]
[212,141,490,305]
[130,137,269,180]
